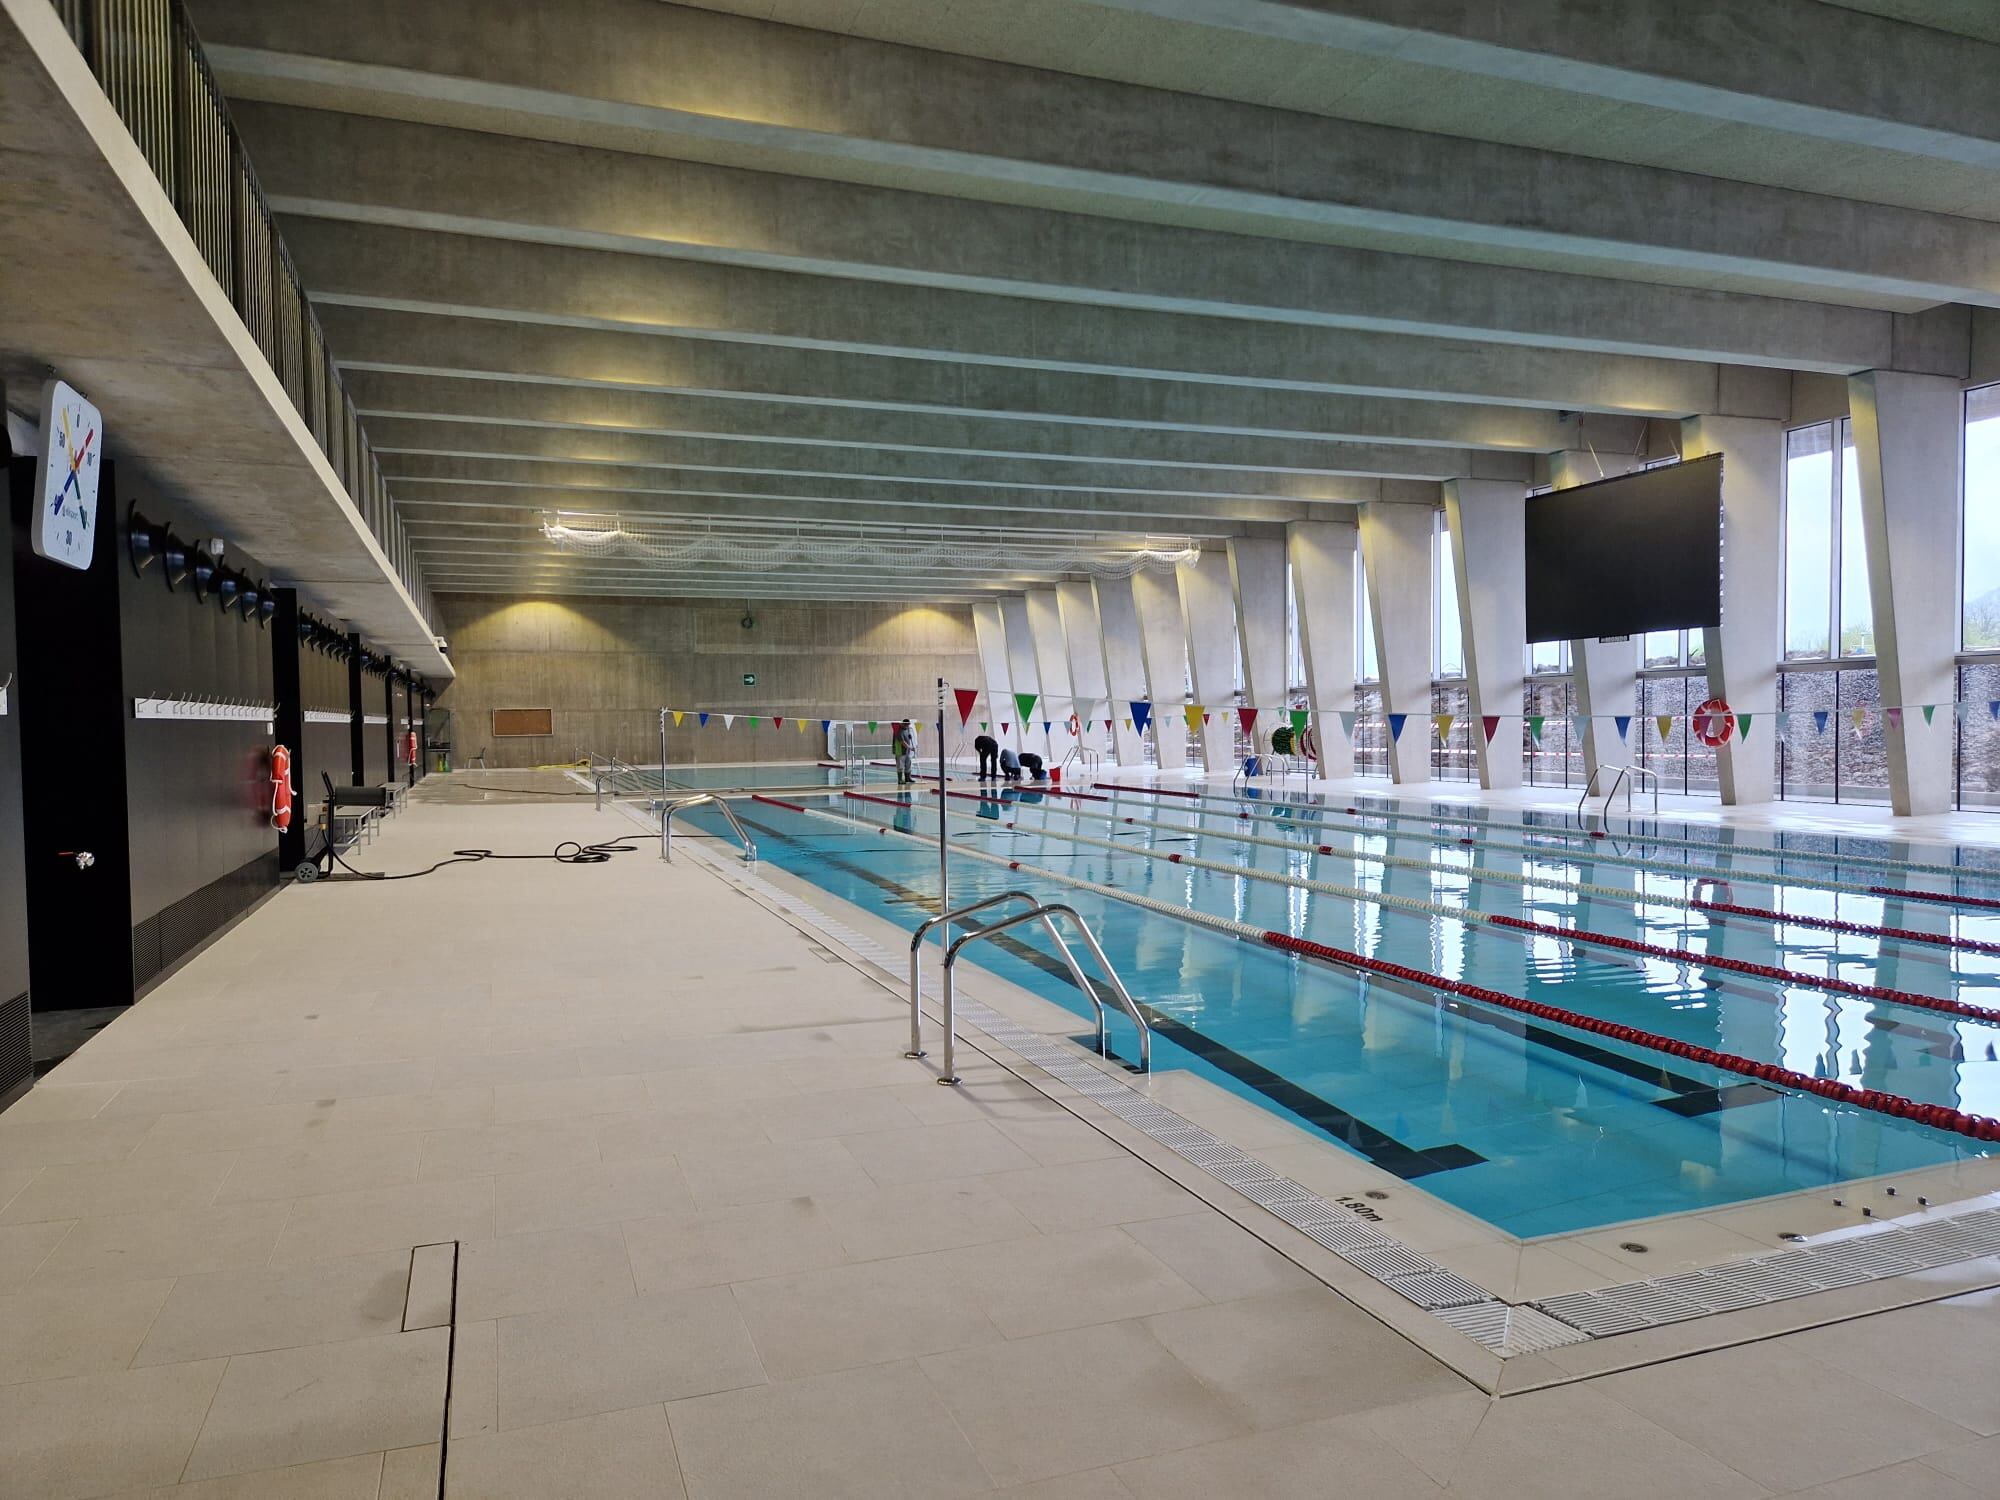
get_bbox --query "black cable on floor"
[317,837,640,882]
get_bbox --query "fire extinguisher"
[404,728,420,766]
[270,744,293,831]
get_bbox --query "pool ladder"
[658,793,758,865]
[907,892,1152,1085]
[1578,762,1659,820]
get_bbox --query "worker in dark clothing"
[892,720,918,785]
[997,746,1021,781]
[1018,750,1046,781]
[973,733,1000,779]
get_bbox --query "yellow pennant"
[1656,714,1673,743]
[1851,707,1866,732]
[1184,704,1203,733]
[1433,713,1454,743]
[672,710,684,727]
[797,716,808,733]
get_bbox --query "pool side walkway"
[1,792,1996,1498]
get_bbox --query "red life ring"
[1067,713,1081,737]
[1692,697,1734,747]
[270,744,293,831]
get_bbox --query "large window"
[1968,385,2000,652]
[1432,511,1463,679]
[1783,418,1874,661]
[1355,550,1378,682]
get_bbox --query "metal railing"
[659,794,757,865]
[909,894,1151,1084]
[1578,762,1661,819]
[46,0,432,621]
[1061,744,1103,777]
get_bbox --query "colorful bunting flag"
[1991,701,1999,721]
[747,716,758,729]
[1886,706,1903,730]
[698,712,710,727]
[1183,704,1203,734]
[1123,718,1133,730]
[1000,723,1010,735]
[1656,714,1674,743]
[1014,692,1038,723]
[1202,712,1211,726]
[1613,715,1631,741]
[1527,714,1545,744]
[773,716,783,730]
[1572,714,1591,741]
[1851,707,1865,734]
[1481,715,1500,743]
[1921,704,1936,726]
[798,717,808,733]
[1813,709,1829,734]
[1387,713,1407,742]
[1337,711,1357,738]
[1433,713,1454,743]
[821,719,830,734]
[1773,711,1790,737]
[1238,707,1258,737]
[1289,708,1310,735]
[672,710,684,727]
[1131,701,1153,735]
[953,688,979,725]
[1737,713,1753,741]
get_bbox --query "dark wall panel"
[0,455,29,1100]
[362,669,389,785]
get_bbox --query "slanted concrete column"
[1131,568,1191,769]
[1358,502,1433,784]
[1228,537,1288,746]
[1092,575,1151,767]
[1287,519,1357,778]
[1026,588,1075,762]
[1848,370,1963,815]
[1055,580,1112,756]
[1550,451,1642,782]
[1443,479,1526,790]
[969,599,1019,753]
[1177,550,1240,770]
[998,594,1052,763]
[1682,416,1784,805]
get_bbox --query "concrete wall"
[436,594,980,768]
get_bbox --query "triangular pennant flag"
[1991,700,1999,721]
[1773,711,1790,737]
[1131,701,1153,735]
[746,716,758,729]
[1001,723,1010,734]
[1851,707,1866,733]
[1289,708,1309,735]
[1337,711,1358,738]
[1922,704,1936,726]
[1014,692,1038,723]
[672,710,684,727]
[1481,715,1500,743]
[1202,712,1211,726]
[1959,701,1976,724]
[1526,715,1545,744]
[1387,712,1408,742]
[1613,715,1631,741]
[699,712,710,728]
[773,716,783,729]
[1433,713,1454,743]
[1813,709,1829,735]
[1184,704,1203,734]
[976,721,984,732]
[1737,713,1753,741]
[1238,707,1258,737]
[798,716,808,733]
[1123,718,1132,730]
[953,688,979,725]
[1041,721,1051,735]
[1656,714,1674,743]
[871,720,880,733]
[1887,706,1903,730]
[1572,714,1591,740]
[820,719,830,733]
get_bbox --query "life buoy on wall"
[1692,697,1735,747]
[270,744,293,831]
[1067,713,1081,737]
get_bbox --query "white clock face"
[34,379,102,571]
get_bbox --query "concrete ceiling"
[179,0,1993,603]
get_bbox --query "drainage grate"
[1387,1270,1492,1309]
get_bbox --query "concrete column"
[969,599,1019,754]
[1549,451,1643,782]
[1093,575,1151,767]
[1055,580,1112,756]
[1848,370,1963,815]
[1176,550,1240,770]
[1444,479,1527,790]
[1131,568,1190,769]
[998,594,1053,762]
[1287,519,1357,778]
[1682,416,1784,805]
[1358,502,1433,784]
[1228,537,1288,748]
[1026,588,1076,765]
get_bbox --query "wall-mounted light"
[257,588,276,627]
[163,535,190,591]
[190,546,215,603]
[216,571,240,613]
[127,504,167,578]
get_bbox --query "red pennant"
[1481,716,1500,743]
[953,688,979,725]
[1237,707,1258,737]
[1202,712,1211,725]
[1001,723,1010,734]
[773,716,783,729]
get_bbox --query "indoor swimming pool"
[681,780,2000,1238]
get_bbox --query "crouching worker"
[974,732,1000,779]
[998,746,1021,781]
[1018,750,1046,781]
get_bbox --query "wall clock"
[34,378,102,570]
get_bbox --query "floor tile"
[1144,1287,1464,1430]
[756,1086,922,1142]
[842,1119,1041,1185]
[1784,1459,1987,1499]
[595,1104,771,1164]
[0,1278,175,1384]
[997,1472,1134,1499]
[215,1135,423,1205]
[269,1176,493,1264]
[456,1223,636,1322]
[113,1451,389,1498]
[815,1175,1040,1261]
[1114,1413,1445,1498]
[0,1114,156,1168]
[1923,1434,2000,1496]
[447,1320,498,1439]
[495,1285,766,1429]
[0,1358,227,1500]
[623,1198,852,1293]
[1785,1289,2000,1436]
[1118,1213,1317,1303]
[992,1114,1124,1166]
[0,1150,235,1223]
[1,1082,122,1122]
[668,1359,990,1500]
[731,1252,1003,1379]
[988,1157,1202,1233]
[417,1120,602,1182]
[489,1073,650,1124]
[132,1253,414,1365]
[674,1136,874,1210]
[492,1155,693,1236]
[943,1227,1208,1338]
[379,1444,442,1500]
[445,1404,685,1499]
[182,1329,448,1482]
[0,1218,76,1282]
[920,1320,1250,1487]
[31,1200,290,1289]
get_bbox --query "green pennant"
[1922,704,1936,726]
[1738,713,1753,741]
[868,720,878,733]
[1014,691,1038,722]
[747,716,759,729]
[979,721,987,731]
[1526,714,1544,744]
[1289,708,1309,734]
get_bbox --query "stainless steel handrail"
[660,793,758,864]
[1578,762,1661,819]
[920,899,1152,1084]
[908,892,1048,1058]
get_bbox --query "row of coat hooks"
[127,505,276,625]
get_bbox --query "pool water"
[689,783,2000,1237]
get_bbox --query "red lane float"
[1691,898,2000,957]
[1096,782,1205,799]
[1874,886,2000,912]
[748,794,811,813]
[1481,913,2000,1027]
[1259,929,2000,1144]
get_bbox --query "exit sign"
[742,673,757,686]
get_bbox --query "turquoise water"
[618,763,899,792]
[689,783,2000,1237]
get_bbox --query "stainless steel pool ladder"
[908,893,1152,1085]
[1578,762,1659,819]
[659,793,758,864]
